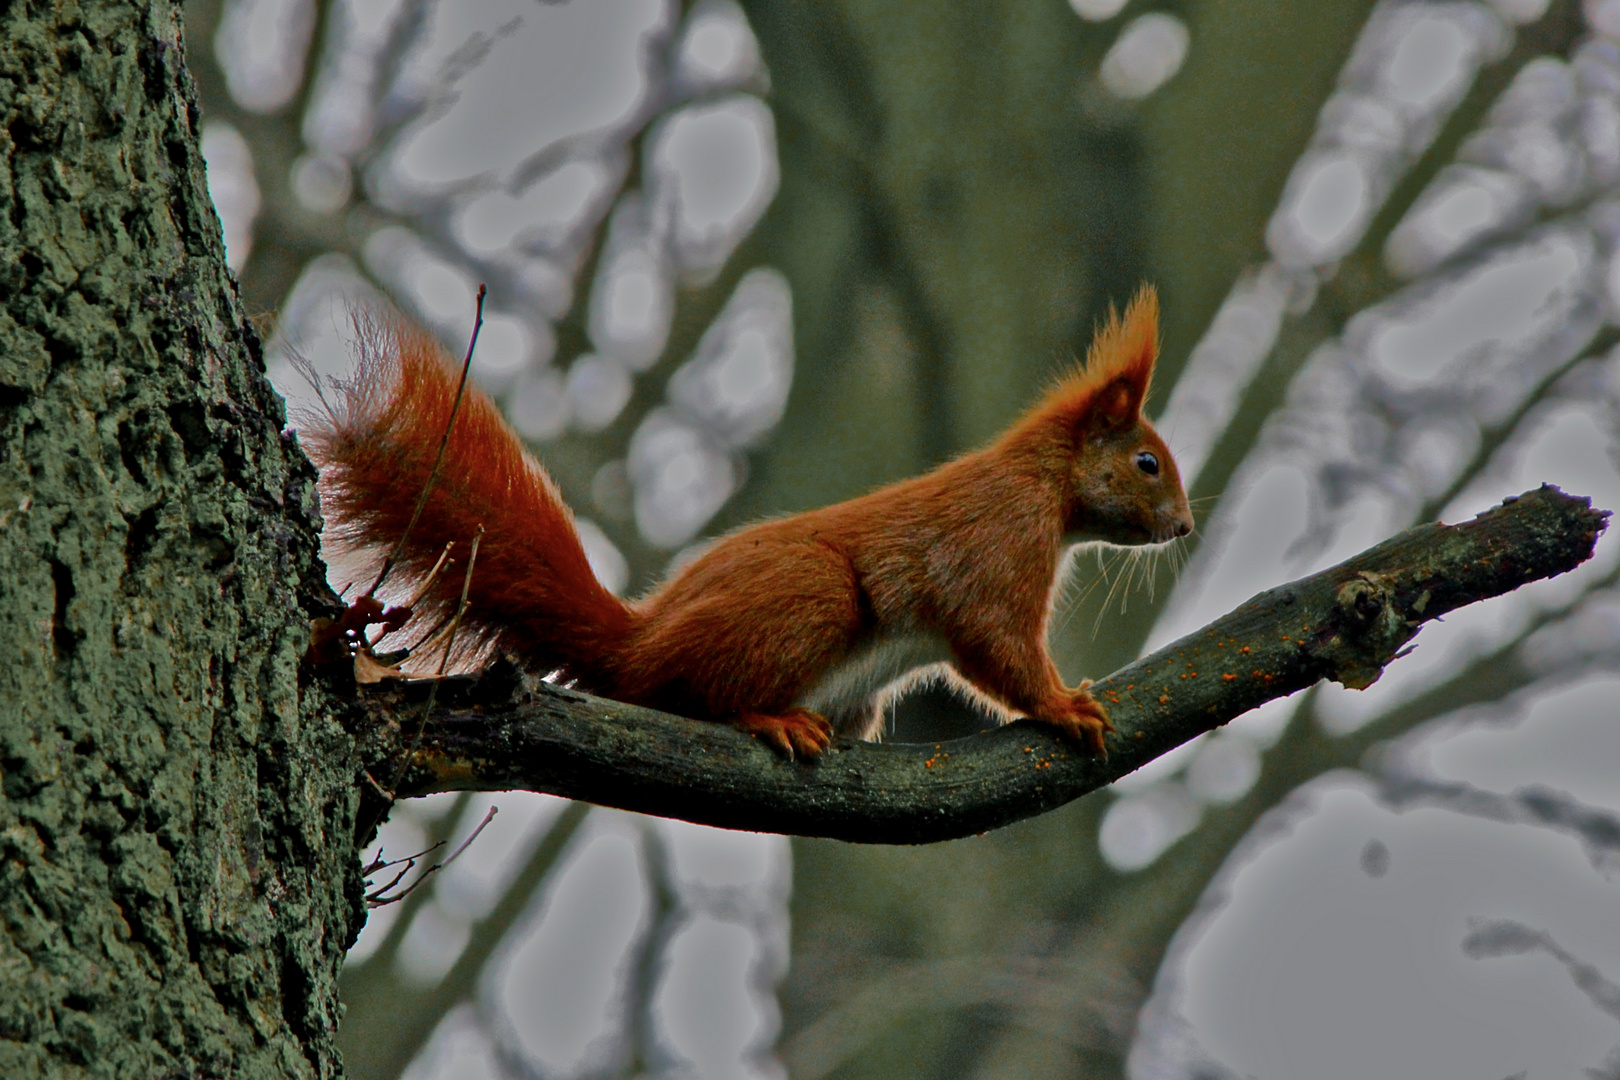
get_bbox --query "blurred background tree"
[187,0,1620,1076]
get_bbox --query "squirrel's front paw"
[733,708,834,759]
[1039,688,1113,758]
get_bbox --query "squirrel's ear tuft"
[1076,284,1158,429]
[1030,283,1161,437]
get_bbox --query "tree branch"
[345,485,1607,844]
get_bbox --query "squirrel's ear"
[1089,375,1140,430]
[1079,285,1158,431]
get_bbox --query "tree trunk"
[0,2,355,1076]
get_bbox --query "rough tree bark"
[0,3,1606,1077]
[0,3,354,1077]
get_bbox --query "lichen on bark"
[0,3,356,1076]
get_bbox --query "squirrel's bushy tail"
[303,314,633,684]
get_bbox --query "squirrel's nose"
[1173,517,1192,538]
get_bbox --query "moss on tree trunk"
[0,2,356,1076]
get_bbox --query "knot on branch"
[1315,572,1419,690]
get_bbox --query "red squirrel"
[307,285,1192,758]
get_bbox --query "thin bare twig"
[365,283,487,598]
[366,805,501,907]
[362,524,486,840]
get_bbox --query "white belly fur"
[795,628,958,741]
[797,547,1102,740]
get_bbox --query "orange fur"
[306,287,1193,757]
[306,315,632,678]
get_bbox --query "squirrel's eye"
[1136,451,1160,476]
